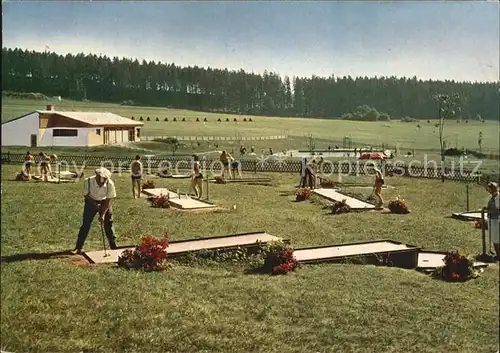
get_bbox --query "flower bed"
[118,235,169,271]
[150,193,170,208]
[433,250,481,282]
[332,199,351,214]
[262,240,299,275]
[142,179,155,189]
[474,220,488,230]
[388,197,410,214]
[295,187,313,201]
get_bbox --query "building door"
[128,128,135,142]
[30,134,37,147]
[103,129,108,145]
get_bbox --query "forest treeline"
[2,47,499,119]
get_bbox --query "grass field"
[2,98,499,153]
[1,164,499,353]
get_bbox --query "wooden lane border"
[141,188,217,206]
[208,177,271,183]
[82,231,288,264]
[451,212,483,221]
[416,250,489,273]
[293,239,421,269]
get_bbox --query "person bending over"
[231,160,242,179]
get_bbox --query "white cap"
[95,167,111,179]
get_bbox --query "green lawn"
[1,165,498,353]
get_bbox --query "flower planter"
[388,198,410,214]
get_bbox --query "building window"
[96,129,101,135]
[53,129,78,137]
[136,128,141,138]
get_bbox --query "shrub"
[173,117,177,122]
[156,117,159,121]
[182,118,186,122]
[139,117,144,121]
[474,220,488,230]
[146,117,150,121]
[249,118,253,122]
[164,117,168,121]
[243,118,247,122]
[131,116,135,120]
[226,118,230,122]
[196,118,200,122]
[234,118,237,122]
[295,187,313,201]
[150,194,170,208]
[388,197,410,214]
[204,117,208,122]
[118,235,169,271]
[432,250,481,282]
[332,199,351,214]
[262,240,298,275]
[378,113,390,121]
[218,118,222,122]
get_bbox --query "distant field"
[2,98,499,153]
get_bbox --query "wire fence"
[2,151,498,185]
[141,135,287,141]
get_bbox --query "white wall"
[1,112,40,146]
[39,127,93,147]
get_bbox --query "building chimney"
[46,105,55,111]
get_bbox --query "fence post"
[466,184,469,212]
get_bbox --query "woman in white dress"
[486,182,499,260]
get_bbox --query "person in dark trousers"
[299,158,315,188]
[72,167,117,254]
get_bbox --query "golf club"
[101,222,110,257]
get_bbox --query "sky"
[2,1,499,83]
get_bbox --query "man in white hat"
[72,167,117,254]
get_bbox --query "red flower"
[118,235,169,271]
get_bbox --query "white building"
[1,105,144,147]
